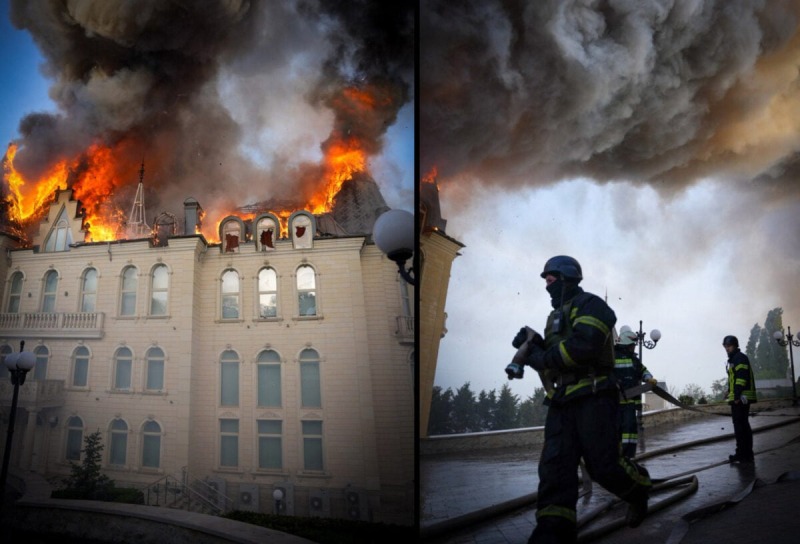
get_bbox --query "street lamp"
[773,327,799,405]
[272,487,284,515]
[373,209,415,285]
[0,341,36,513]
[634,320,662,364]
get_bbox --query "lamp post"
[373,209,415,285]
[634,320,662,365]
[272,487,284,515]
[0,341,36,513]
[773,327,799,405]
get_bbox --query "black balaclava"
[546,277,580,308]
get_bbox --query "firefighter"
[614,327,657,458]
[723,335,757,463]
[510,256,652,543]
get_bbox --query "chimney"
[183,197,203,235]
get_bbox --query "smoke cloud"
[421,0,800,195]
[6,0,413,229]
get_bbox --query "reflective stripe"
[564,376,607,396]
[559,342,578,367]
[536,504,577,523]
[574,315,610,336]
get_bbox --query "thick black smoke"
[6,0,413,225]
[421,0,800,196]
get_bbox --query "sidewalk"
[421,404,800,543]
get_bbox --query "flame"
[422,166,438,184]
[2,83,395,246]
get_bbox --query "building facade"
[0,188,414,524]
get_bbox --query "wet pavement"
[421,404,800,543]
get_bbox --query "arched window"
[120,266,138,316]
[66,416,84,461]
[221,269,240,319]
[7,271,23,313]
[33,345,49,381]
[299,348,321,408]
[257,350,281,407]
[71,346,90,387]
[113,347,133,391]
[43,207,74,252]
[256,216,278,251]
[145,347,165,391]
[142,420,162,468]
[42,270,58,312]
[258,267,278,318]
[296,265,317,317]
[80,268,98,312]
[222,219,242,253]
[150,264,169,316]
[220,350,239,406]
[109,419,128,466]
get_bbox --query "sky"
[0,0,414,234]
[422,1,800,401]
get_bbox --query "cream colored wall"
[0,202,413,523]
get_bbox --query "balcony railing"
[0,379,65,409]
[395,315,414,345]
[0,312,105,339]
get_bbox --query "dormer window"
[220,217,245,253]
[255,214,280,252]
[289,211,314,249]
[43,206,74,252]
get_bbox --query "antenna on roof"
[128,158,150,238]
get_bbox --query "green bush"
[223,511,415,544]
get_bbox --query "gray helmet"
[540,255,582,282]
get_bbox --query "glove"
[740,394,748,405]
[525,343,547,372]
[505,362,524,380]
[512,327,529,349]
[646,378,658,386]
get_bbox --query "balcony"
[0,312,105,339]
[0,379,65,410]
[395,315,414,345]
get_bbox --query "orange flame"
[422,166,438,184]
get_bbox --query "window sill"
[292,315,324,321]
[216,318,245,324]
[142,390,168,396]
[108,389,135,395]
[215,467,244,474]
[254,316,283,323]
[253,469,289,477]
[297,471,331,479]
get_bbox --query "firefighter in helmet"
[614,326,657,458]
[509,256,652,542]
[723,335,757,463]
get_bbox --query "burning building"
[0,0,414,527]
[0,174,414,523]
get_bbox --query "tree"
[452,382,478,433]
[493,383,520,430]
[710,378,727,401]
[428,386,454,435]
[519,387,548,427]
[680,383,706,404]
[56,430,113,500]
[476,389,497,431]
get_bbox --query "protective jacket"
[527,286,617,404]
[614,346,653,406]
[726,348,757,404]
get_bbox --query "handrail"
[141,471,233,515]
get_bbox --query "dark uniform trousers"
[731,401,753,460]
[530,389,650,544]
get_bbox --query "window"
[80,268,97,312]
[296,265,317,316]
[220,350,239,406]
[142,420,161,468]
[66,416,84,461]
[120,266,138,316]
[257,420,282,470]
[145,347,165,391]
[219,419,239,467]
[222,220,241,253]
[0,345,10,380]
[150,264,169,316]
[257,267,278,318]
[221,269,240,319]
[72,346,90,387]
[113,347,133,390]
[109,419,128,466]
[299,348,321,408]
[7,272,23,313]
[257,350,281,407]
[43,207,74,252]
[42,270,58,312]
[33,345,49,381]
[302,420,324,471]
[256,216,277,251]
